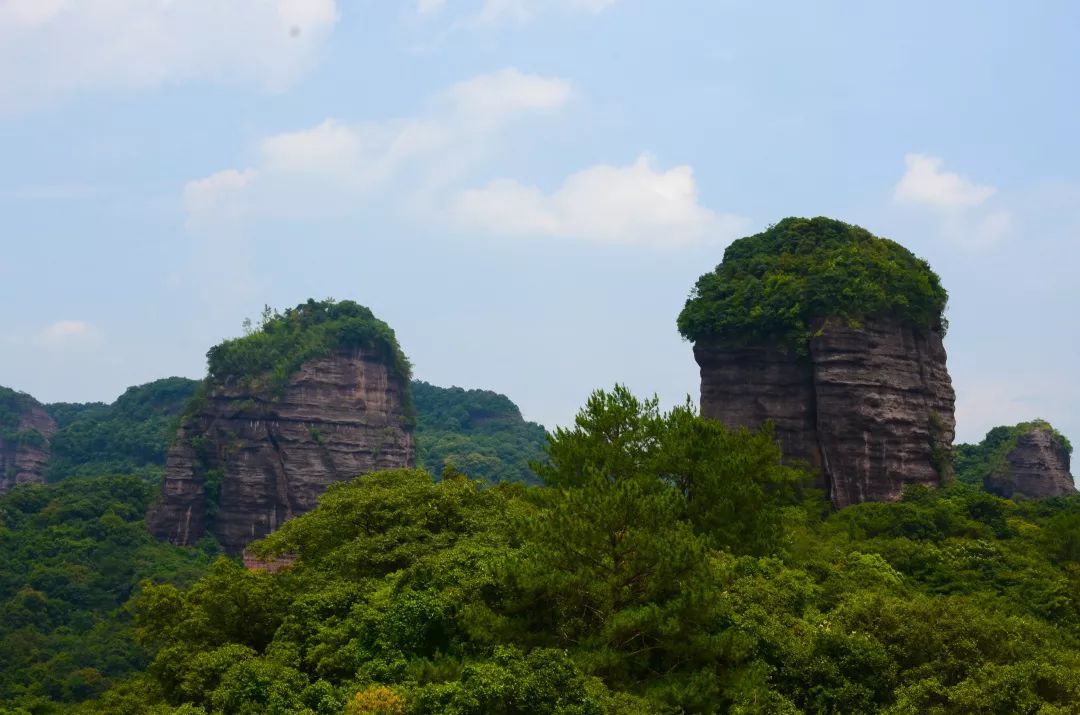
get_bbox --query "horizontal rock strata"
[148,347,414,553]
[985,428,1076,499]
[696,318,955,507]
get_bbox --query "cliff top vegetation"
[0,385,48,446]
[678,217,948,350]
[203,299,412,391]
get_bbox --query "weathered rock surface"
[148,347,414,553]
[695,317,955,507]
[0,394,57,492]
[985,428,1076,499]
[695,341,822,478]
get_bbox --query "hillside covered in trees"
[49,388,1080,714]
[411,381,548,485]
[0,284,1076,713]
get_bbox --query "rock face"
[985,428,1076,499]
[696,317,955,508]
[148,347,414,553]
[0,392,57,492]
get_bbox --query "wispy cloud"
[475,0,620,24]
[183,69,740,248]
[416,0,447,17]
[0,0,339,112]
[183,68,572,225]
[39,320,102,347]
[413,0,619,29]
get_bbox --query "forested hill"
[75,388,1080,713]
[0,385,1078,712]
[45,377,200,482]
[411,380,549,484]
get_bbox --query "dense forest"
[411,381,548,485]
[1,388,1077,713]
[45,378,200,483]
[0,371,548,712]
[0,476,218,711]
[0,288,1076,713]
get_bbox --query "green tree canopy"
[411,380,549,485]
[0,385,48,446]
[45,377,200,482]
[203,299,412,392]
[677,217,948,351]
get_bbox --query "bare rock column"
[694,317,955,508]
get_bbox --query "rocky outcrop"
[695,317,955,508]
[148,347,414,553]
[0,390,57,492]
[984,428,1076,499]
[695,341,822,477]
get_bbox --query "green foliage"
[677,217,948,351]
[89,386,1080,714]
[45,377,200,482]
[955,419,1075,489]
[205,299,411,392]
[0,476,218,712]
[0,386,47,447]
[535,385,806,555]
[16,385,1080,714]
[412,380,549,485]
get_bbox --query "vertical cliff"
[148,300,415,553]
[679,218,955,508]
[0,387,57,492]
[807,318,955,507]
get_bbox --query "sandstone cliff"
[695,318,955,507]
[0,387,57,492]
[976,425,1076,500]
[148,300,415,553]
[680,217,955,508]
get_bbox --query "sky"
[1,0,1078,449]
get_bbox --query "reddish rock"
[148,347,414,553]
[0,392,57,492]
[242,550,297,573]
[695,317,955,507]
[985,427,1076,499]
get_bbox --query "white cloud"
[477,0,619,24]
[40,320,102,347]
[0,0,339,112]
[181,69,740,248]
[183,68,571,225]
[893,153,1018,250]
[416,0,447,16]
[451,155,748,245]
[894,153,996,209]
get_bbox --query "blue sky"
[1,0,1078,449]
